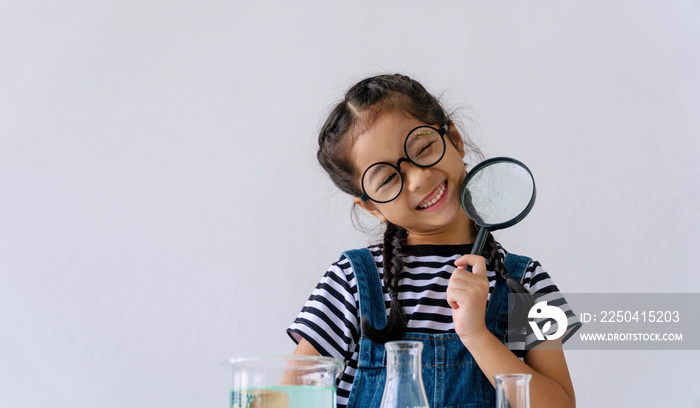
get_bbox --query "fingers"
[448,266,489,295]
[448,299,459,310]
[447,258,490,311]
[454,255,487,277]
[446,256,491,338]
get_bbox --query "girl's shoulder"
[335,244,384,267]
[517,258,560,294]
[326,244,384,285]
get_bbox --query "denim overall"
[342,248,530,408]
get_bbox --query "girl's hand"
[447,255,491,343]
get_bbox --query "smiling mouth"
[418,182,447,209]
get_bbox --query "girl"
[287,74,580,407]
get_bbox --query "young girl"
[287,74,580,407]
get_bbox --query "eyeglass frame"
[359,124,448,203]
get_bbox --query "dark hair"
[317,74,528,343]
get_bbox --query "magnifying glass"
[460,157,536,259]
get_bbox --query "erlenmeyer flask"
[494,373,531,408]
[380,341,429,408]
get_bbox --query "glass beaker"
[494,373,531,408]
[222,356,343,408]
[380,341,429,408]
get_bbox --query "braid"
[361,222,408,343]
[483,232,533,335]
[483,232,529,295]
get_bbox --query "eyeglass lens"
[362,126,445,202]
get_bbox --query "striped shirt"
[287,244,580,408]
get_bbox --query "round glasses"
[360,125,447,203]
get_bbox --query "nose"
[402,162,431,193]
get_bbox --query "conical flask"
[494,373,531,408]
[379,341,429,408]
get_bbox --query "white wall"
[2,1,699,406]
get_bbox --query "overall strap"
[342,248,387,331]
[503,252,531,284]
[484,253,532,329]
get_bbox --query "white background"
[2,1,699,406]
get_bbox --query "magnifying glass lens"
[460,157,536,256]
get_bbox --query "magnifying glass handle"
[465,227,489,272]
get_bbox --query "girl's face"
[351,110,474,245]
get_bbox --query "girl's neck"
[404,217,476,246]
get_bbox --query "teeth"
[419,183,446,209]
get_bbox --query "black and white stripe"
[287,244,580,408]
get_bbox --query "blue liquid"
[231,385,334,408]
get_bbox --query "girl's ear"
[446,120,465,158]
[353,196,387,223]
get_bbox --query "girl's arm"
[281,338,323,386]
[292,338,322,356]
[448,255,576,408]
